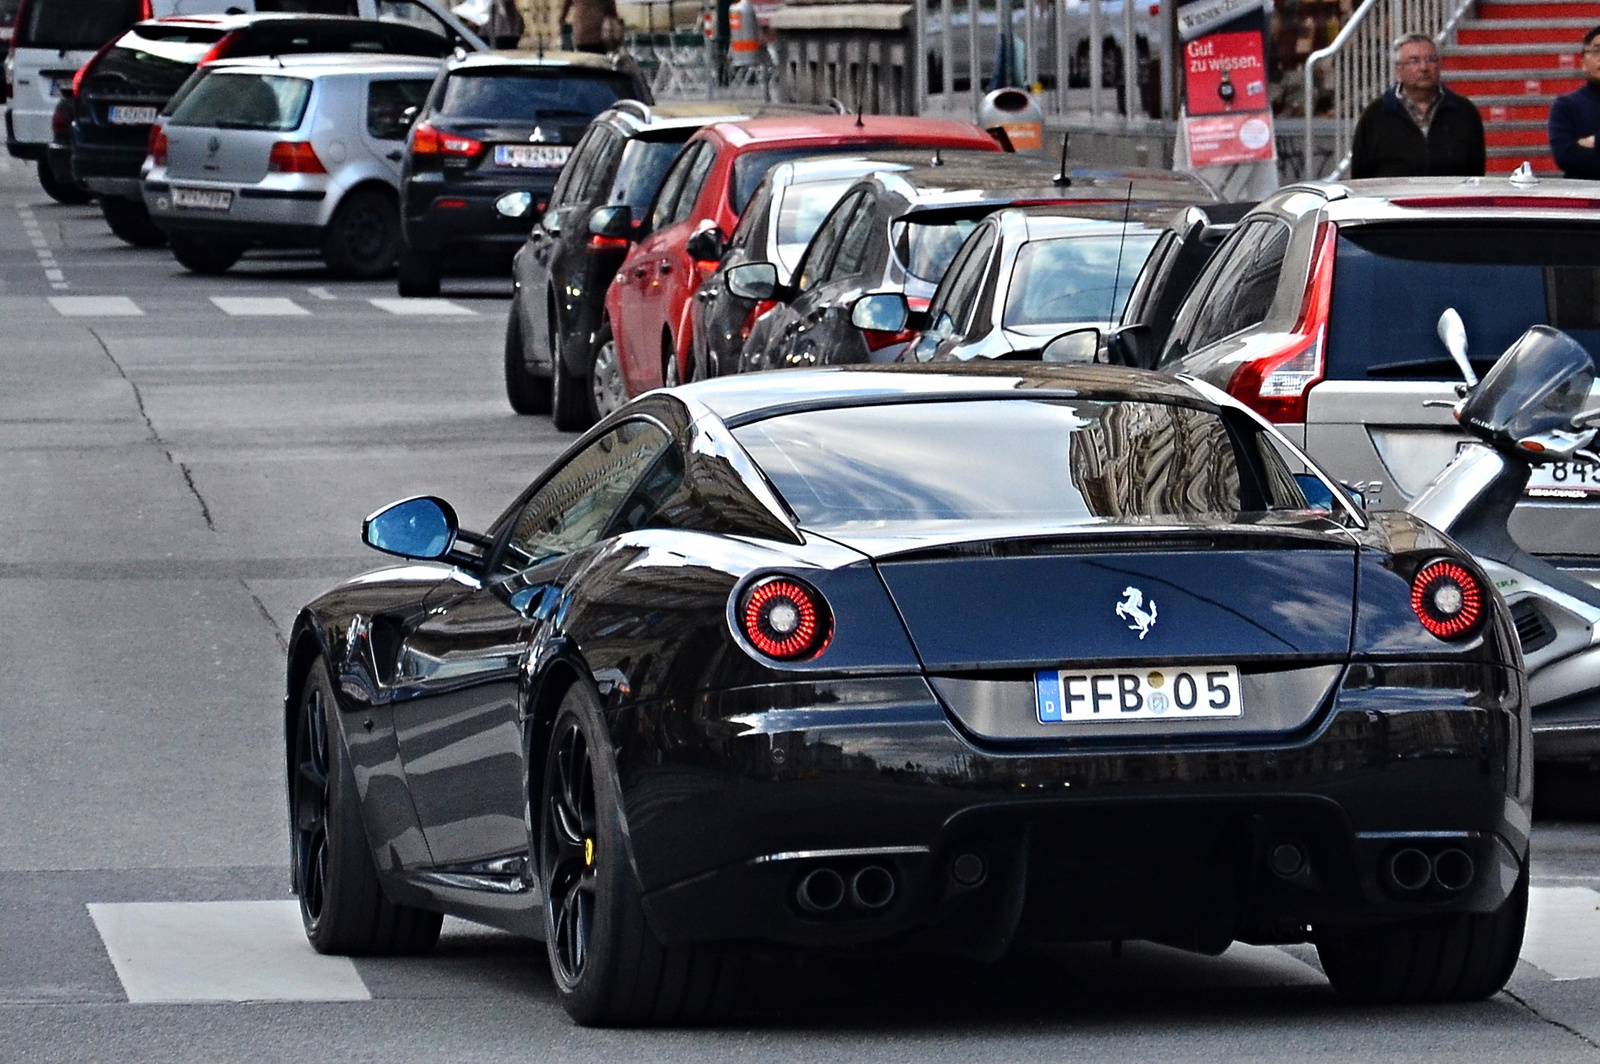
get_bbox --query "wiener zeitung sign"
[1178,0,1275,167]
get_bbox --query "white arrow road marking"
[369,297,474,316]
[87,901,370,1003]
[210,296,310,317]
[49,296,142,317]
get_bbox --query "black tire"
[1317,866,1528,1003]
[540,683,741,1026]
[551,325,591,432]
[292,658,443,955]
[397,244,440,297]
[323,188,399,280]
[100,196,167,248]
[505,309,552,415]
[37,158,91,205]
[169,233,243,275]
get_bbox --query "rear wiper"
[1365,357,1494,379]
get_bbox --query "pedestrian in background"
[560,0,623,53]
[1350,33,1485,178]
[1548,26,1600,178]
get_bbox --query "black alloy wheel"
[397,243,441,297]
[291,658,442,955]
[505,309,552,415]
[100,196,167,248]
[538,683,741,1025]
[37,158,91,205]
[324,189,399,280]
[168,233,243,275]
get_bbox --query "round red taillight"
[739,577,832,661]
[1410,560,1484,640]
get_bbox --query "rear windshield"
[230,20,453,58]
[16,0,142,51]
[167,72,313,132]
[730,145,904,215]
[255,1,362,11]
[893,216,981,283]
[438,70,637,122]
[86,27,224,97]
[732,399,1305,531]
[773,178,856,275]
[606,136,688,218]
[1003,231,1160,328]
[1327,225,1600,380]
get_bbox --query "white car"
[143,53,441,277]
[4,0,481,203]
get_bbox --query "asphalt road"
[4,156,1600,1063]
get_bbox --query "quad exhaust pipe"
[796,865,896,914]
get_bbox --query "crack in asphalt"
[86,325,216,532]
[1505,988,1600,1052]
[240,577,289,652]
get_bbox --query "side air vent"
[1510,599,1557,655]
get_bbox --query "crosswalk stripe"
[87,901,370,1003]
[369,297,475,316]
[49,295,142,317]
[210,296,310,317]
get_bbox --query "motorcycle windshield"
[1460,325,1595,443]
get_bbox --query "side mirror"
[1042,327,1102,364]
[362,496,458,560]
[685,225,724,264]
[725,261,779,301]
[587,204,633,241]
[1437,307,1477,387]
[850,292,910,334]
[1105,323,1156,369]
[400,104,419,126]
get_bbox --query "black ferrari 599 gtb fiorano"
[285,362,1530,1025]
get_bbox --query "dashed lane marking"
[88,901,370,1004]
[369,297,474,316]
[49,295,142,317]
[210,296,310,317]
[1523,886,1600,981]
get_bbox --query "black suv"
[395,51,652,297]
[72,13,457,247]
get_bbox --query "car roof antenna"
[1106,181,1133,327]
[1053,132,1071,187]
[854,91,864,128]
[931,147,943,167]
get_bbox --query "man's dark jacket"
[1549,82,1600,179]
[1350,84,1486,178]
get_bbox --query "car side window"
[937,226,997,337]
[825,194,876,283]
[497,420,674,575]
[728,182,771,252]
[1183,220,1290,352]
[650,141,702,233]
[796,191,860,292]
[567,128,618,207]
[366,78,431,140]
[668,141,716,227]
[550,127,599,210]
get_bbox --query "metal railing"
[1301,0,1477,179]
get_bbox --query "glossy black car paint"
[286,364,1530,956]
[398,53,650,274]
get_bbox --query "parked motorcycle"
[1407,310,1600,765]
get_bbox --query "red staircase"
[1441,0,1600,172]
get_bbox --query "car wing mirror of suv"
[1105,323,1156,369]
[1042,327,1102,364]
[850,291,920,333]
[588,204,634,242]
[728,262,783,302]
[685,225,724,265]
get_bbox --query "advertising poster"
[1177,0,1276,168]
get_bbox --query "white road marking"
[210,296,310,317]
[306,286,337,301]
[1523,886,1600,980]
[88,901,370,1003]
[50,296,142,317]
[370,297,474,316]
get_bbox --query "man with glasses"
[1350,33,1485,178]
[1548,26,1600,178]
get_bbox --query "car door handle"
[386,150,403,162]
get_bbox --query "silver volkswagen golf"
[143,53,441,277]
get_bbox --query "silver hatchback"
[144,53,440,277]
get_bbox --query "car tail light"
[72,35,121,96]
[410,121,483,162]
[197,29,242,65]
[1390,195,1600,211]
[739,298,778,340]
[589,233,630,250]
[147,125,167,166]
[738,576,832,661]
[268,141,325,174]
[141,0,152,18]
[1226,220,1336,424]
[1410,560,1484,640]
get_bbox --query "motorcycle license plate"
[1036,666,1242,723]
[1526,459,1600,499]
[495,144,570,168]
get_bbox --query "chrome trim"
[414,871,530,894]
[750,845,929,865]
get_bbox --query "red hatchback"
[601,114,1002,400]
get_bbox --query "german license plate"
[494,144,570,168]
[1036,665,1242,723]
[171,186,232,211]
[108,105,159,125]
[1527,459,1600,499]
